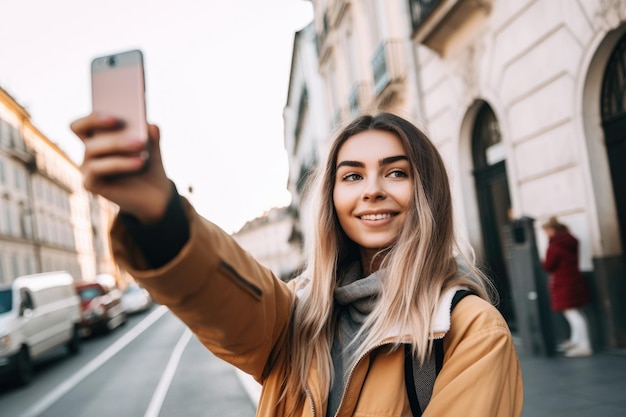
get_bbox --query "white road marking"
[18,305,169,417]
[143,327,193,417]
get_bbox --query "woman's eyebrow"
[337,155,408,169]
[337,160,364,169]
[380,155,408,166]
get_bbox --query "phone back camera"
[108,56,117,67]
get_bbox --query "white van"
[0,271,81,385]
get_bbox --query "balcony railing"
[408,0,492,54]
[371,40,406,97]
[408,0,441,32]
[316,1,351,62]
[3,138,37,169]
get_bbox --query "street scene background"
[1,0,626,416]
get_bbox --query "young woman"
[71,112,523,416]
[541,217,593,357]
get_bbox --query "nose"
[362,177,386,201]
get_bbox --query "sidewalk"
[236,348,626,416]
[519,347,626,417]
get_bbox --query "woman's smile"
[357,211,397,222]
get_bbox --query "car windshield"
[0,289,13,314]
[78,287,102,300]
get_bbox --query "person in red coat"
[541,217,593,357]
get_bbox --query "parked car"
[0,271,81,385]
[75,282,126,337]
[121,284,153,314]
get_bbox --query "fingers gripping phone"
[91,49,150,171]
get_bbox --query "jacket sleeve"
[110,197,294,382]
[542,243,560,272]
[424,296,524,417]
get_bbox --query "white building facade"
[0,86,119,284]
[232,207,303,281]
[299,0,626,349]
[284,22,333,252]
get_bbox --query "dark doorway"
[601,32,626,263]
[472,102,517,330]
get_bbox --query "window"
[0,159,5,184]
[0,288,11,313]
[9,125,17,147]
[20,203,33,239]
[472,104,504,168]
[27,256,35,275]
[0,119,6,145]
[11,254,20,278]
[24,256,30,275]
[601,35,626,121]
[4,203,14,236]
[14,167,24,190]
[20,289,34,310]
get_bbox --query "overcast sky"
[0,0,313,233]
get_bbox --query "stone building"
[232,206,303,281]
[292,0,626,349]
[0,86,118,284]
[283,22,332,255]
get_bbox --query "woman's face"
[333,130,412,257]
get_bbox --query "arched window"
[601,31,626,263]
[602,35,626,123]
[472,104,504,169]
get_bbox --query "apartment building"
[283,22,333,253]
[313,0,423,125]
[0,86,118,284]
[288,0,626,349]
[232,206,303,281]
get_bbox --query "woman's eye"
[388,169,408,178]
[342,173,362,181]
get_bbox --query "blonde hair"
[280,113,494,415]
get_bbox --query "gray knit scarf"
[326,262,382,417]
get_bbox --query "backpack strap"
[404,289,475,416]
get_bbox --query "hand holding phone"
[77,49,171,222]
[91,49,149,153]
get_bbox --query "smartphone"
[90,49,148,147]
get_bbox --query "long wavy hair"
[280,113,494,415]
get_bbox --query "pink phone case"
[91,49,148,143]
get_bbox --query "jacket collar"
[431,285,467,338]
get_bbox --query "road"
[0,306,257,417]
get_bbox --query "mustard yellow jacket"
[111,200,523,417]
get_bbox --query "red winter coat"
[542,232,591,311]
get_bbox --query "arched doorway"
[601,32,626,263]
[472,102,516,329]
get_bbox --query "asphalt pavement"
[518,347,626,417]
